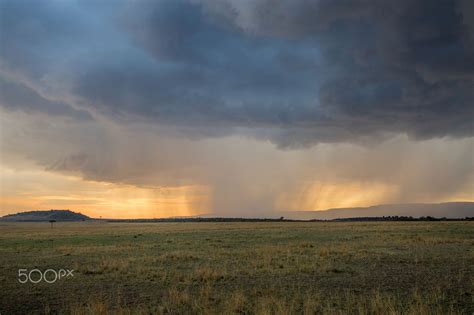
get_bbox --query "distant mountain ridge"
[278,202,474,220]
[198,202,474,220]
[1,210,90,222]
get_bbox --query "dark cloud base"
[0,0,473,147]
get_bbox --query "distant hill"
[1,210,90,222]
[198,202,474,220]
[278,202,474,220]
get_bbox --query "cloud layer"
[1,0,473,147]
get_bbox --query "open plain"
[0,221,472,314]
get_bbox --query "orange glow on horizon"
[275,181,400,211]
[0,166,210,219]
[276,180,474,211]
[1,165,473,218]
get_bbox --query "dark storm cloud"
[0,0,473,146]
[0,77,92,120]
[0,0,89,78]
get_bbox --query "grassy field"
[0,221,472,314]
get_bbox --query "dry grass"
[0,221,472,314]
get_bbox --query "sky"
[0,0,473,218]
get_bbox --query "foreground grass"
[0,221,472,314]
